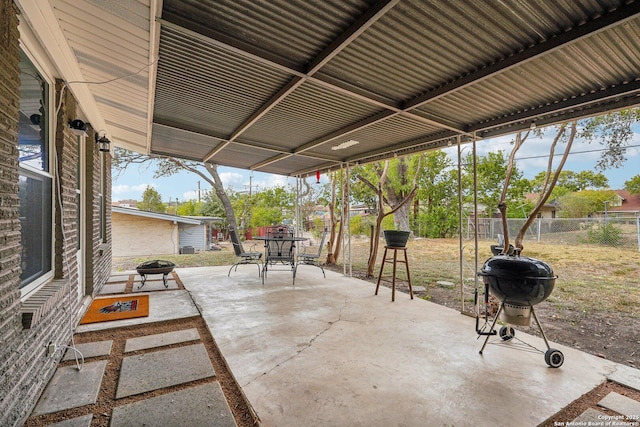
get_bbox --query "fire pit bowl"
[136,260,175,288]
[478,254,556,306]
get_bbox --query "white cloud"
[182,190,198,201]
[219,172,244,189]
[254,174,290,190]
[112,183,155,195]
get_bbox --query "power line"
[514,143,640,162]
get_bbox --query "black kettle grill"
[476,253,564,368]
[480,254,556,306]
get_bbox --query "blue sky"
[112,166,299,203]
[112,129,640,203]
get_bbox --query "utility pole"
[241,175,259,232]
[197,180,201,203]
[244,175,259,197]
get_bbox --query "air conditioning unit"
[180,246,195,254]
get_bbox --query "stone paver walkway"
[25,273,244,427]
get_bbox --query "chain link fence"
[462,215,640,251]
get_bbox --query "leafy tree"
[462,150,529,217]
[497,108,638,254]
[580,108,640,170]
[352,156,422,276]
[530,170,608,194]
[297,178,324,232]
[415,151,458,237]
[138,186,165,212]
[176,200,200,216]
[499,123,577,252]
[325,169,347,265]
[198,190,226,217]
[230,191,251,230]
[557,190,617,218]
[249,186,295,227]
[352,156,422,231]
[572,170,609,190]
[625,175,640,194]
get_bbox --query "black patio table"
[254,235,308,285]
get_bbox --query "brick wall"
[0,1,113,424]
[0,0,27,424]
[54,81,80,284]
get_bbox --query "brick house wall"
[0,1,112,424]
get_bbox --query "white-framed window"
[18,50,54,297]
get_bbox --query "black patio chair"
[294,230,327,278]
[228,226,263,277]
[262,226,296,284]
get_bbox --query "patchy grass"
[112,248,238,271]
[113,237,640,318]
[334,237,640,318]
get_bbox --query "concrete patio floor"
[178,265,635,427]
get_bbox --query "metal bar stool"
[375,246,414,302]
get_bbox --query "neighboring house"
[112,207,222,256]
[600,190,640,218]
[525,193,558,218]
[182,216,225,251]
[112,199,139,208]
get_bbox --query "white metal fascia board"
[146,0,162,154]
[112,206,202,224]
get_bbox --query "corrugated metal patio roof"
[18,0,640,177]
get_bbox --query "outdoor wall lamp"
[95,131,111,153]
[68,119,87,136]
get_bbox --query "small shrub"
[585,222,623,246]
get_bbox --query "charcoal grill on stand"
[476,254,564,368]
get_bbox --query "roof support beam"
[471,80,640,136]
[305,0,401,74]
[346,131,460,165]
[402,1,640,111]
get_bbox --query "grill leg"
[530,305,551,350]
[479,301,504,355]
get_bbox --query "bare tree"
[112,148,242,248]
[356,157,422,277]
[325,170,344,265]
[497,108,639,255]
